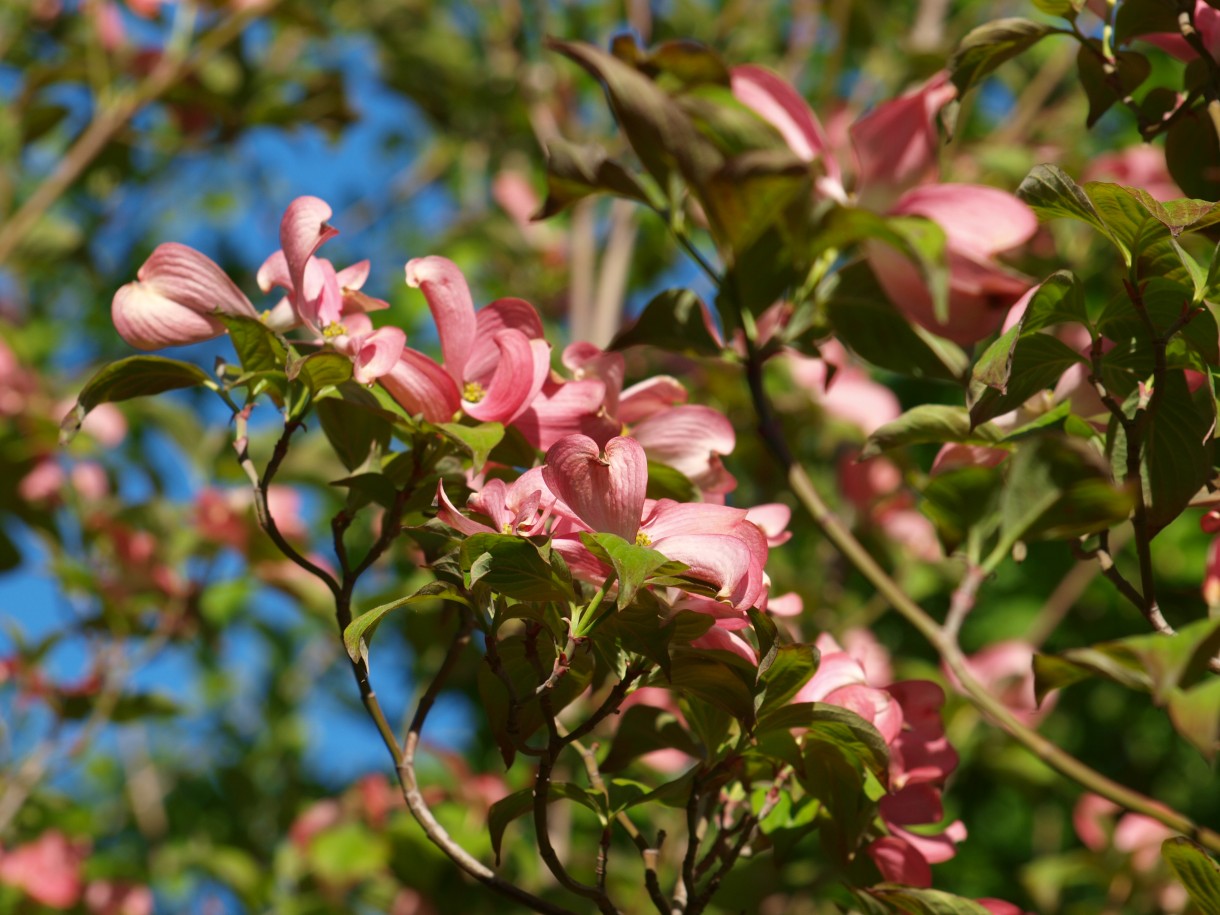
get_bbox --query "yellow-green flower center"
[635,531,652,547]
[463,381,487,403]
[321,323,346,339]
[501,522,513,535]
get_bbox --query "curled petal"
[651,532,754,607]
[891,184,1037,259]
[889,820,968,866]
[867,836,932,888]
[795,652,868,703]
[336,259,371,291]
[631,405,736,492]
[405,256,477,383]
[514,377,620,451]
[351,326,406,385]
[824,684,903,745]
[379,349,461,423]
[543,434,647,541]
[563,342,627,418]
[467,297,546,378]
[140,243,255,318]
[280,197,338,307]
[690,625,758,664]
[112,282,226,349]
[619,375,688,424]
[730,64,839,179]
[465,333,550,424]
[642,500,749,541]
[256,249,291,294]
[436,481,495,536]
[767,592,804,617]
[745,503,792,546]
[850,71,956,203]
[880,782,944,828]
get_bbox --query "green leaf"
[756,644,819,715]
[579,531,687,611]
[1168,677,1220,761]
[537,137,655,218]
[60,692,179,722]
[217,314,289,374]
[702,149,812,258]
[317,384,394,472]
[461,534,575,603]
[814,207,949,325]
[1018,164,1112,241]
[968,334,1088,426]
[599,704,702,772]
[61,356,212,444]
[826,263,968,382]
[1115,0,1183,44]
[1017,271,1089,333]
[488,784,604,865]
[863,405,1004,458]
[287,350,352,394]
[645,460,699,503]
[1122,189,1220,237]
[438,421,505,473]
[640,39,731,88]
[1162,837,1220,915]
[920,466,1004,554]
[343,581,468,665]
[649,650,756,726]
[1141,371,1216,534]
[609,288,723,356]
[1167,111,1220,202]
[950,18,1058,96]
[1077,43,1150,128]
[548,39,723,191]
[1033,0,1082,17]
[308,823,389,883]
[1083,181,1168,266]
[996,435,1132,550]
[865,886,993,915]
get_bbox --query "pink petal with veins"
[543,434,647,541]
[824,684,903,744]
[618,376,688,423]
[867,836,932,888]
[632,405,736,493]
[465,333,550,423]
[745,503,792,546]
[379,349,461,423]
[280,197,337,303]
[436,481,495,536]
[563,343,627,419]
[514,377,619,451]
[651,532,756,606]
[850,71,956,204]
[112,283,226,350]
[351,326,406,385]
[730,64,839,179]
[405,256,477,383]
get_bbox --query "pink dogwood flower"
[731,66,1036,345]
[404,256,550,424]
[436,467,556,537]
[258,197,404,384]
[0,830,87,908]
[112,242,258,349]
[542,434,766,609]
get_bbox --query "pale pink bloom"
[788,343,901,436]
[85,881,154,915]
[71,462,110,501]
[112,243,257,350]
[543,435,766,609]
[379,349,461,423]
[0,831,87,908]
[850,72,958,206]
[868,835,932,887]
[731,66,1035,344]
[631,405,737,495]
[839,453,903,509]
[289,799,343,850]
[258,198,403,383]
[870,185,1037,345]
[358,774,403,828]
[436,467,555,537]
[766,592,804,617]
[513,375,620,451]
[617,376,688,424]
[840,628,893,687]
[690,624,758,664]
[405,256,550,423]
[745,503,792,547]
[1084,146,1182,202]
[977,899,1031,915]
[196,487,249,549]
[951,641,1051,727]
[390,888,439,915]
[929,443,1009,476]
[18,458,65,504]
